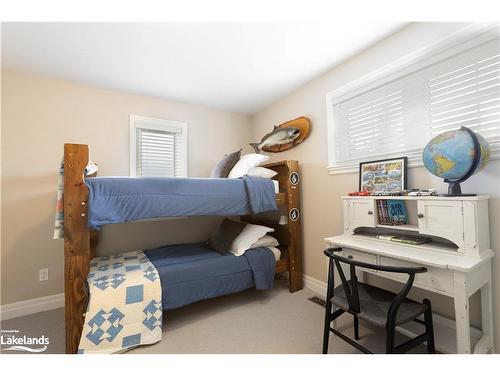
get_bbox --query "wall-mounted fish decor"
[250,127,300,153]
[250,116,311,153]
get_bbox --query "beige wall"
[251,22,500,350]
[1,69,252,305]
[1,22,499,351]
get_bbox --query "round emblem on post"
[289,208,300,221]
[290,172,299,185]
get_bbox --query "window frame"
[326,23,499,174]
[129,115,188,177]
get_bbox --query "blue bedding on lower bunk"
[86,176,277,230]
[144,243,276,310]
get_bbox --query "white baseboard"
[303,274,327,297]
[302,274,482,354]
[0,293,64,321]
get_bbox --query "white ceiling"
[1,22,404,114]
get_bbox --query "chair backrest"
[324,247,427,315]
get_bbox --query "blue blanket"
[144,243,276,310]
[241,175,276,214]
[86,176,277,230]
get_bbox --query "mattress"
[86,175,277,229]
[144,243,276,310]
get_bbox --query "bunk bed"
[63,143,303,354]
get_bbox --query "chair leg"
[386,324,396,354]
[322,300,332,354]
[423,299,436,354]
[354,316,360,340]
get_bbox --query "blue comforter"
[86,176,277,229]
[144,243,276,310]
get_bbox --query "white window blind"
[327,31,500,173]
[130,116,187,177]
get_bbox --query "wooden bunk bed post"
[247,160,303,293]
[63,143,92,354]
[284,160,303,292]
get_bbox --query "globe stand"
[443,180,476,197]
[440,127,480,197]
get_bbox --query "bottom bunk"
[78,242,280,353]
[144,243,279,310]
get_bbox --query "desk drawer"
[341,249,377,272]
[379,256,453,294]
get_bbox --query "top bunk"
[63,144,292,230]
[86,175,278,229]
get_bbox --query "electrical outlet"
[39,268,49,281]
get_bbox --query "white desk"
[326,195,495,354]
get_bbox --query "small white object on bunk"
[267,246,281,261]
[273,180,279,194]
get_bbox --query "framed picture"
[359,157,407,192]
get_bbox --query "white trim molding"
[0,293,64,321]
[326,22,500,175]
[303,274,327,297]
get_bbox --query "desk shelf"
[376,223,419,232]
[342,195,491,258]
[355,233,459,255]
[342,195,490,201]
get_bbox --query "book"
[376,199,408,225]
[376,234,397,241]
[389,235,432,245]
[383,200,389,224]
[387,200,408,225]
[376,200,383,224]
[377,200,389,225]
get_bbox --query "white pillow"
[250,234,279,249]
[267,246,281,261]
[229,223,274,256]
[228,153,270,179]
[246,167,278,179]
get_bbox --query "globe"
[423,126,490,196]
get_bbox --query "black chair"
[322,247,436,354]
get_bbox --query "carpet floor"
[1,280,428,354]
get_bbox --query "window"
[130,115,187,177]
[326,26,500,174]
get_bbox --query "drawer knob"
[348,255,353,259]
[417,213,424,219]
[368,210,373,215]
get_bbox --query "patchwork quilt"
[78,250,162,354]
